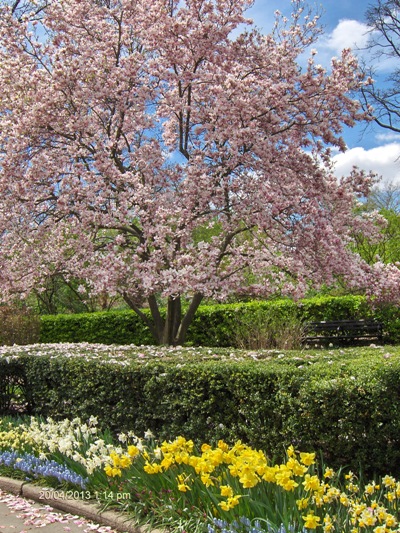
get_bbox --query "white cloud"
[332,143,400,185]
[324,19,369,54]
[302,19,371,72]
[375,132,400,143]
[318,18,398,74]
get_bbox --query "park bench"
[303,319,384,346]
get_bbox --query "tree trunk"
[123,291,203,345]
[159,293,203,345]
[161,296,182,345]
[175,293,203,345]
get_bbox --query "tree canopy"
[0,0,393,344]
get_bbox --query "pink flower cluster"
[0,0,391,333]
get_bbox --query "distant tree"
[0,0,389,344]
[361,0,400,134]
[365,180,400,213]
[353,207,400,264]
[352,180,400,263]
[348,179,400,303]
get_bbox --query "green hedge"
[1,347,400,477]
[39,295,400,346]
[40,310,153,345]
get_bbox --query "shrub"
[1,343,400,477]
[297,295,371,322]
[0,305,40,346]
[232,305,303,350]
[40,309,154,345]
[38,295,400,347]
[0,359,31,415]
[373,303,400,344]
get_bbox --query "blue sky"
[246,0,400,187]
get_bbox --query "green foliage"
[352,205,400,265]
[0,360,31,415]
[373,304,400,344]
[39,295,400,347]
[40,309,154,345]
[0,305,40,346]
[30,274,125,315]
[188,300,301,348]
[298,294,371,321]
[232,304,303,350]
[2,345,400,477]
[276,356,400,476]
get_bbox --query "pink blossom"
[0,0,384,344]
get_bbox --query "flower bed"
[0,415,399,533]
[1,341,398,364]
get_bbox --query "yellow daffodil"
[201,473,214,487]
[104,464,121,477]
[347,482,359,493]
[323,486,340,503]
[127,445,139,458]
[302,512,321,529]
[340,493,350,506]
[143,461,163,474]
[385,514,397,527]
[300,452,316,466]
[365,481,380,494]
[287,445,295,457]
[219,495,241,511]
[217,440,229,452]
[220,485,234,498]
[323,514,334,533]
[296,497,309,510]
[385,491,395,502]
[286,457,307,476]
[359,509,377,526]
[303,474,320,492]
[281,478,299,491]
[161,455,174,470]
[382,475,396,488]
[177,473,191,492]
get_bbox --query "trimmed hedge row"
[39,295,400,346]
[1,347,400,477]
[40,309,152,345]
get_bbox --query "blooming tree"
[0,0,384,344]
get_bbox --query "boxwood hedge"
[1,344,399,478]
[39,295,400,346]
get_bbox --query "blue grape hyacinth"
[0,450,88,488]
[207,517,306,533]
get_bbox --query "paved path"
[0,478,144,533]
[0,491,105,532]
